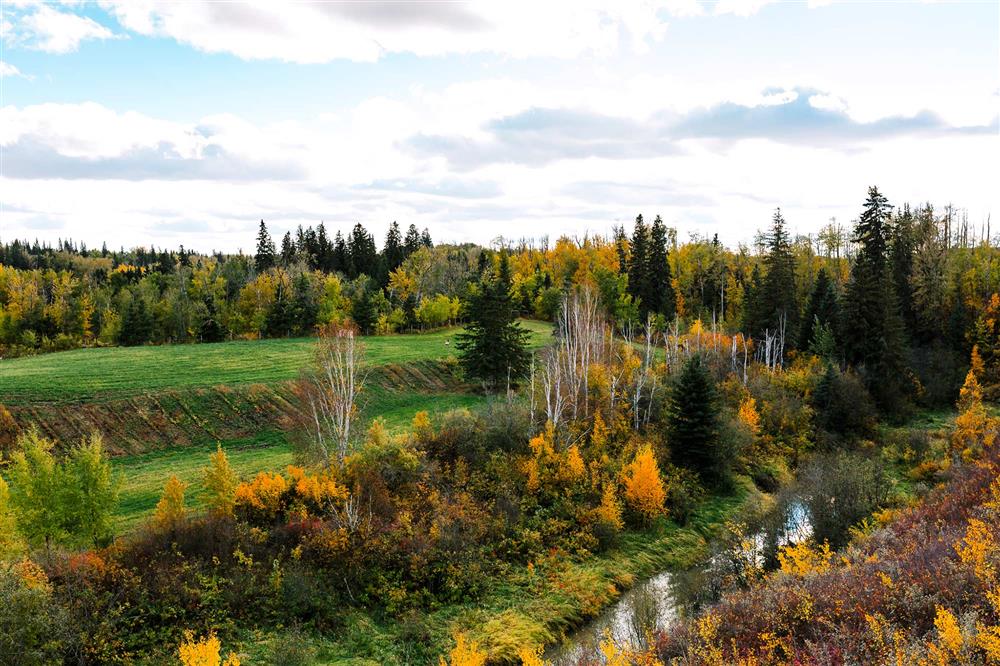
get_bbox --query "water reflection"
[544,500,812,663]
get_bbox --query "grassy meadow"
[0,320,552,404]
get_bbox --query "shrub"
[622,444,667,523]
[0,561,67,665]
[799,452,892,549]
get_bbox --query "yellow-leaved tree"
[203,444,238,518]
[154,476,187,531]
[952,365,998,457]
[177,630,240,666]
[622,443,666,522]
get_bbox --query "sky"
[0,0,998,254]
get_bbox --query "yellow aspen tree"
[591,410,609,453]
[154,476,187,531]
[203,444,238,518]
[737,396,761,435]
[80,291,95,342]
[622,443,667,521]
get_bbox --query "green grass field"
[0,320,552,404]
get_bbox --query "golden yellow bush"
[177,631,240,666]
[594,483,624,530]
[621,444,666,521]
[777,540,833,577]
[234,471,288,516]
[439,632,486,666]
[738,396,761,435]
[517,646,548,666]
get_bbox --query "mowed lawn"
[0,320,552,404]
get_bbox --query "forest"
[1,186,999,665]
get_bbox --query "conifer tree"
[265,280,295,337]
[291,272,318,335]
[199,295,225,343]
[647,215,676,319]
[666,354,723,484]
[456,252,530,391]
[627,215,650,316]
[799,267,839,350]
[254,220,276,272]
[384,221,405,272]
[280,231,296,266]
[759,208,798,346]
[841,187,911,410]
[118,294,153,346]
[332,231,350,275]
[347,223,378,279]
[613,225,629,275]
[404,223,422,256]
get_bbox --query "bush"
[798,452,892,549]
[0,562,68,665]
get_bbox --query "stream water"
[543,500,812,664]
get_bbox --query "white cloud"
[0,60,29,79]
[9,4,117,54]
[96,1,676,63]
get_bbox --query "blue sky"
[1,0,997,253]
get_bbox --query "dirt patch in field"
[5,359,469,456]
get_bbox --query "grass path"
[0,320,552,404]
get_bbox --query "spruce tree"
[404,224,422,256]
[200,295,225,343]
[351,287,377,334]
[456,252,530,391]
[118,295,153,346]
[627,215,650,316]
[347,223,378,279]
[384,221,405,272]
[759,208,798,346]
[332,231,350,274]
[280,231,296,266]
[613,225,629,275]
[255,220,276,272]
[291,272,318,335]
[841,186,911,411]
[647,215,676,319]
[265,281,295,337]
[666,354,723,484]
[798,267,839,350]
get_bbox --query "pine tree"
[759,208,798,346]
[291,272,318,335]
[404,224,421,257]
[316,222,333,272]
[255,220,276,272]
[890,204,918,335]
[647,215,676,319]
[347,223,378,279]
[627,215,650,316]
[332,231,350,275]
[456,252,530,391]
[613,225,629,275]
[118,294,153,346]
[265,280,295,337]
[666,355,723,484]
[384,221,405,273]
[199,295,225,343]
[742,264,766,335]
[798,267,839,351]
[203,444,238,518]
[841,187,911,410]
[280,231,296,266]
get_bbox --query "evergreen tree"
[841,186,911,410]
[291,272,318,335]
[384,221,405,272]
[199,295,225,343]
[316,223,333,272]
[404,224,422,256]
[332,231,350,275]
[742,264,766,336]
[280,231,296,266]
[351,287,378,334]
[456,252,530,391]
[613,224,629,275]
[627,215,651,316]
[347,223,378,279]
[118,295,153,346]
[890,204,918,335]
[255,220,276,272]
[666,354,724,484]
[420,228,433,248]
[798,267,839,350]
[265,280,295,337]
[647,215,676,319]
[759,208,798,346]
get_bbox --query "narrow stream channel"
[544,500,812,664]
